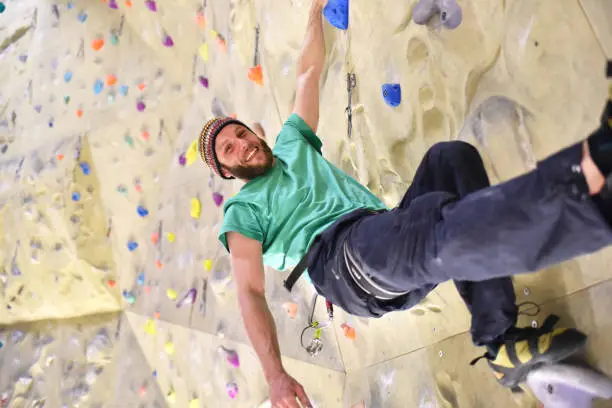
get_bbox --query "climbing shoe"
[470,315,587,389]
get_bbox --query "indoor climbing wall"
[1,0,612,407]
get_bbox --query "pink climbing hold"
[221,346,240,368]
[212,192,223,207]
[145,0,157,11]
[136,101,146,112]
[226,382,238,399]
[108,0,118,9]
[176,288,197,308]
[178,153,187,166]
[162,34,174,47]
[198,76,209,88]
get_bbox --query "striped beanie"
[199,117,248,179]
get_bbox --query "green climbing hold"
[111,34,119,45]
[0,3,6,13]
[124,135,134,147]
[64,96,70,104]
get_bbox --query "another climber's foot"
[470,315,587,389]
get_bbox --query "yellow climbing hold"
[186,139,199,165]
[167,387,176,404]
[164,341,175,355]
[166,232,175,243]
[190,197,201,219]
[144,319,156,336]
[198,43,208,62]
[204,259,212,271]
[210,29,217,37]
[189,398,199,408]
[166,288,178,300]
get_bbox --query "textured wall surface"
[0,0,611,406]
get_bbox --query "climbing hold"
[323,0,349,30]
[122,290,136,304]
[185,139,199,165]
[111,33,119,45]
[79,161,91,175]
[76,109,83,118]
[106,74,117,86]
[64,96,70,104]
[413,0,462,29]
[137,205,149,217]
[139,385,146,396]
[136,101,146,112]
[340,323,356,340]
[167,387,176,404]
[91,38,105,51]
[64,71,73,83]
[283,302,298,319]
[190,197,202,219]
[119,85,129,96]
[212,192,224,207]
[141,130,150,141]
[155,260,162,269]
[0,3,5,13]
[221,347,240,368]
[152,370,157,377]
[189,398,199,408]
[77,12,88,22]
[198,76,209,88]
[151,232,159,244]
[117,184,128,194]
[248,65,264,86]
[176,288,197,308]
[178,154,187,166]
[71,192,80,201]
[164,341,175,355]
[195,11,206,29]
[216,34,227,52]
[162,33,174,47]
[125,0,132,7]
[57,153,64,161]
[124,134,134,147]
[94,79,104,95]
[166,288,178,301]
[137,272,145,286]
[226,382,239,399]
[145,0,157,11]
[138,83,146,91]
[108,0,118,9]
[382,83,401,107]
[127,241,138,252]
[166,232,175,242]
[204,259,212,271]
[107,279,116,288]
[198,43,209,62]
[153,310,160,318]
[144,319,156,335]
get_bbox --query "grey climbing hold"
[413,0,462,29]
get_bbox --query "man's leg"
[398,141,518,346]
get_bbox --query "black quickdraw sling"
[283,249,334,357]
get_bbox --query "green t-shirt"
[218,114,388,271]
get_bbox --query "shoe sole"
[499,330,587,388]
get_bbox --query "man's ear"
[221,167,233,178]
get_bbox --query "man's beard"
[226,140,274,180]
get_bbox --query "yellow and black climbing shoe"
[470,315,587,389]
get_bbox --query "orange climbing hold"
[135,184,142,193]
[216,34,227,52]
[230,112,237,119]
[106,74,117,86]
[155,260,162,269]
[56,153,64,161]
[196,11,206,29]
[248,65,264,86]
[125,0,132,6]
[91,38,105,51]
[341,323,356,340]
[144,286,152,294]
[107,279,116,288]
[137,83,146,91]
[154,311,160,319]
[76,109,83,118]
[283,302,298,319]
[141,130,150,141]
[151,232,159,244]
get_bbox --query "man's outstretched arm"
[292,0,327,133]
[226,232,311,407]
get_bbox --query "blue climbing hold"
[64,71,73,83]
[71,192,80,201]
[382,83,402,107]
[323,0,349,30]
[79,162,91,175]
[127,241,138,252]
[137,272,145,286]
[93,79,104,95]
[0,3,5,13]
[77,12,87,22]
[153,370,157,377]
[137,205,149,217]
[119,85,129,96]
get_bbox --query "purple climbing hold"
[178,154,187,166]
[176,288,197,308]
[34,105,42,113]
[108,0,118,9]
[221,347,240,368]
[136,101,146,112]
[162,34,174,47]
[145,0,157,11]
[226,382,238,399]
[212,192,223,207]
[198,76,209,88]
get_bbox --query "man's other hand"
[269,371,312,408]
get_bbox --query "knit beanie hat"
[199,117,249,179]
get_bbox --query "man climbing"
[198,0,612,406]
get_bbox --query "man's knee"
[427,141,480,161]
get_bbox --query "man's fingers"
[295,385,312,408]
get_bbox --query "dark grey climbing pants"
[307,140,612,346]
